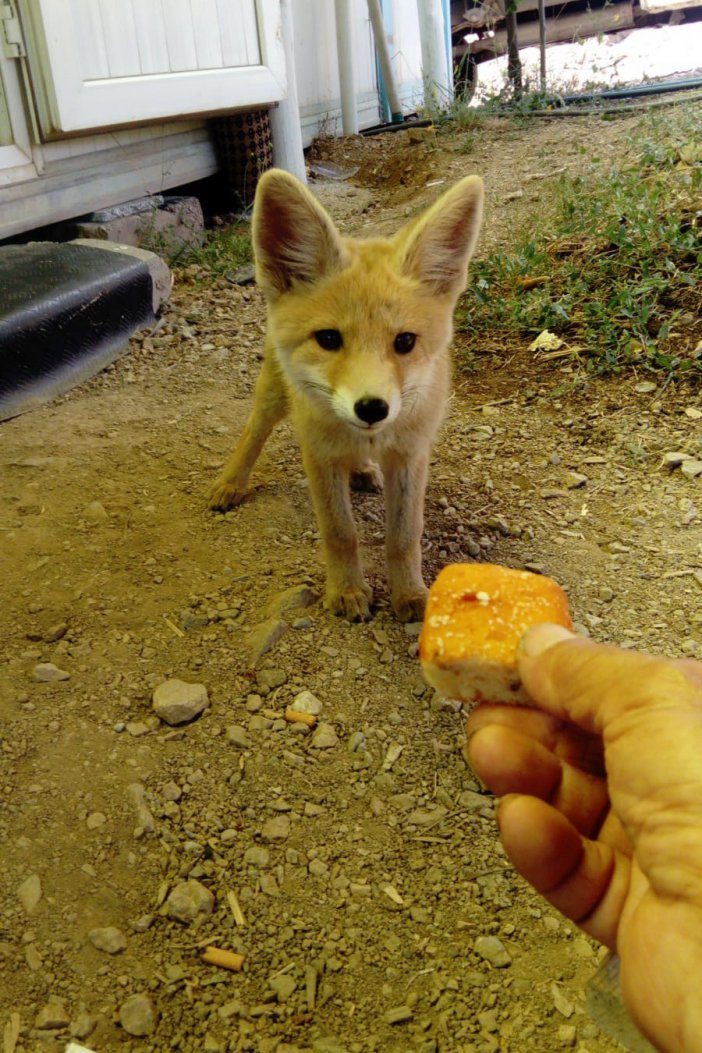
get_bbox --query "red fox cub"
[210,169,484,622]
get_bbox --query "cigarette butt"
[284,708,317,727]
[201,946,245,972]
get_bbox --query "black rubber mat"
[0,242,154,421]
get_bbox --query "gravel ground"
[0,111,700,1053]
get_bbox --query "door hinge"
[1,1,26,59]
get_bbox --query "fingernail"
[519,622,575,658]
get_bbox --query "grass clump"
[179,225,253,278]
[457,109,701,377]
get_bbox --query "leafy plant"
[457,107,702,377]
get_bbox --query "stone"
[86,812,107,829]
[165,879,214,923]
[226,724,250,748]
[244,846,270,867]
[246,618,288,663]
[265,584,319,618]
[681,459,702,479]
[310,722,339,749]
[17,873,42,914]
[84,500,109,522]
[384,1005,413,1024]
[262,815,291,843]
[473,935,512,968]
[35,1002,70,1029]
[119,993,159,1037]
[269,973,297,1002]
[292,689,323,715]
[33,662,70,682]
[256,666,288,691]
[663,451,692,468]
[152,678,208,725]
[88,926,127,954]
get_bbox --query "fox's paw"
[392,588,428,623]
[326,583,373,622]
[208,478,247,512]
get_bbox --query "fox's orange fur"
[210,169,484,621]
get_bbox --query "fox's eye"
[394,332,416,354]
[314,329,343,351]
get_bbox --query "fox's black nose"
[354,397,389,425]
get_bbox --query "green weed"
[177,226,252,278]
[457,107,702,377]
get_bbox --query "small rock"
[44,622,68,642]
[598,586,615,603]
[384,1005,413,1024]
[407,805,447,828]
[36,1002,70,1029]
[558,1023,577,1046]
[17,873,42,914]
[663,451,692,468]
[563,471,587,489]
[88,926,127,954]
[70,1011,96,1040]
[310,722,339,749]
[681,459,702,479]
[165,879,214,923]
[347,731,365,752]
[261,815,291,843]
[292,690,323,715]
[293,616,314,629]
[269,973,297,1002]
[246,618,288,663]
[551,982,575,1018]
[256,666,288,691]
[84,500,109,522]
[226,725,250,748]
[33,662,70,682]
[265,584,319,618]
[634,381,657,394]
[152,679,208,725]
[244,846,271,867]
[473,935,512,968]
[86,811,107,829]
[119,993,159,1037]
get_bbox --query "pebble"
[292,689,323,715]
[265,584,319,618]
[473,935,512,968]
[119,993,159,1037]
[246,618,288,663]
[551,982,575,1018]
[269,973,297,1002]
[33,662,70,682]
[17,873,42,914]
[35,1002,70,1029]
[311,722,339,749]
[86,812,107,829]
[226,724,250,748]
[152,678,209,725]
[165,879,215,923]
[681,459,702,479]
[84,500,109,522]
[663,450,692,468]
[261,815,291,842]
[256,666,288,691]
[88,925,127,954]
[384,1005,413,1024]
[244,846,270,867]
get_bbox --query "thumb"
[517,624,698,735]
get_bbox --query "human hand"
[467,624,702,1053]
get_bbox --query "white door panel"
[23,0,285,134]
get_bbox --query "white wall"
[292,0,425,143]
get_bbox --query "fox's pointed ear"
[252,170,347,297]
[398,175,484,296]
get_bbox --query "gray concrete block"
[73,195,205,260]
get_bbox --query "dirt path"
[1,113,700,1053]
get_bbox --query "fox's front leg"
[383,453,430,622]
[209,353,288,511]
[302,447,372,622]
